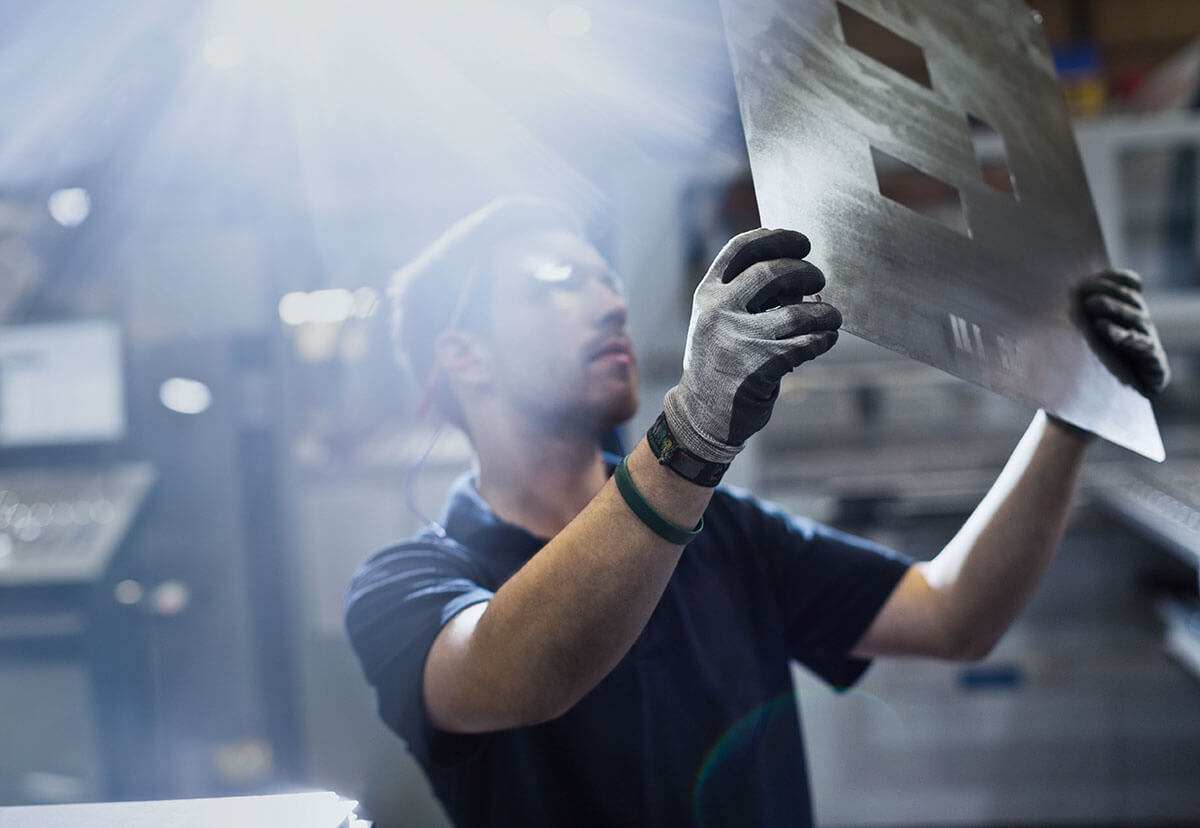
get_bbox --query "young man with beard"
[345,197,1169,827]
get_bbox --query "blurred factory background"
[1,0,1199,825]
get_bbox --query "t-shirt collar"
[438,451,622,568]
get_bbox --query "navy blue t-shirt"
[345,472,911,827]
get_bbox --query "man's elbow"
[426,673,581,734]
[944,624,1000,662]
[496,683,581,728]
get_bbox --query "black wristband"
[646,412,729,488]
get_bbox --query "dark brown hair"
[388,196,582,426]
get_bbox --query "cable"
[403,420,448,538]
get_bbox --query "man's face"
[479,229,638,433]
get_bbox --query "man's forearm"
[920,410,1091,659]
[424,437,714,732]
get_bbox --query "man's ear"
[433,330,490,386]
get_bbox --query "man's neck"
[473,414,611,540]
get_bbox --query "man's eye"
[528,261,623,297]
[533,262,574,284]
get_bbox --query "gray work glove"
[663,228,842,464]
[1080,268,1170,397]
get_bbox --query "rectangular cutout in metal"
[838,2,932,89]
[969,115,1019,200]
[872,147,970,237]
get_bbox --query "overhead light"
[307,288,355,323]
[278,288,371,326]
[351,286,379,318]
[547,4,591,38]
[278,292,310,326]
[114,579,144,606]
[47,188,91,227]
[159,377,213,415]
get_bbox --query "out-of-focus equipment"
[1088,460,1200,679]
[1088,461,1200,576]
[0,201,41,323]
[0,319,151,585]
[0,460,159,805]
[0,463,155,586]
[0,320,148,587]
[0,319,163,804]
[719,0,1164,460]
[0,320,125,448]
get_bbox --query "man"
[344,197,1169,827]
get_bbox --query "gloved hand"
[663,228,842,464]
[1080,268,1170,397]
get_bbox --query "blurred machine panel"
[0,321,124,448]
[720,0,1163,460]
[0,201,42,321]
[1087,460,1200,570]
[1158,598,1200,682]
[0,463,155,586]
[0,660,103,805]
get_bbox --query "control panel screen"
[0,320,125,447]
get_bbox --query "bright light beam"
[547,5,592,38]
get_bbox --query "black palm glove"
[1080,268,1169,397]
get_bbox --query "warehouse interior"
[1,1,1199,825]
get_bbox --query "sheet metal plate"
[720,0,1163,460]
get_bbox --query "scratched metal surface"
[720,0,1163,460]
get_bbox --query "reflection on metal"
[720,0,1164,460]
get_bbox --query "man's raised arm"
[424,228,840,733]
[853,268,1171,661]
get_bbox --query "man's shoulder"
[344,529,486,611]
[705,482,819,535]
[702,483,897,561]
[350,530,475,583]
[709,481,775,513]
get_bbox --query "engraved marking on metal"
[949,313,973,353]
[996,335,1023,373]
[948,313,1016,370]
[720,0,1164,459]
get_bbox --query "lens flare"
[692,687,903,825]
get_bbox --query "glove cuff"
[646,412,731,487]
[662,387,743,465]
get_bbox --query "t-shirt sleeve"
[717,488,913,689]
[343,539,494,766]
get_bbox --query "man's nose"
[591,277,628,326]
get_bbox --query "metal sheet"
[720,0,1164,460]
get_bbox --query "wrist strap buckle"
[646,412,729,488]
